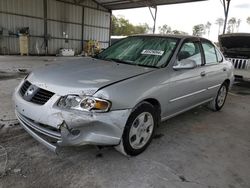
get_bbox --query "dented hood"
[219,33,250,58]
[28,57,154,95]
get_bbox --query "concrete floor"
[0,56,250,188]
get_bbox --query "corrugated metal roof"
[95,0,207,10]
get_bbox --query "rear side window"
[216,48,223,62]
[202,42,218,65]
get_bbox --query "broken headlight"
[57,95,111,112]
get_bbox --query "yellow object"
[19,35,29,56]
[84,40,100,56]
[95,100,109,110]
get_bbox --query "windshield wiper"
[107,58,160,68]
[94,57,158,68]
[93,56,106,60]
[93,56,130,64]
[134,64,158,68]
[106,58,133,65]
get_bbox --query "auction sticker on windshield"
[141,50,164,56]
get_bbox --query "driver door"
[163,39,208,117]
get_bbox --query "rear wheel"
[115,102,157,156]
[208,82,228,111]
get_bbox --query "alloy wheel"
[129,112,154,150]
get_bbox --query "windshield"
[96,36,179,68]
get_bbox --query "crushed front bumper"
[14,87,131,152]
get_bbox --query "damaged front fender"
[58,109,132,146]
[14,89,132,151]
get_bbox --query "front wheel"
[115,102,157,156]
[208,82,228,111]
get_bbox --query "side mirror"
[173,59,197,70]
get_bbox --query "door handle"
[223,67,227,71]
[200,71,206,77]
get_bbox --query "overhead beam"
[100,0,207,10]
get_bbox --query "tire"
[116,102,157,156]
[208,82,229,111]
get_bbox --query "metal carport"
[95,0,207,9]
[0,0,212,56]
[95,0,207,33]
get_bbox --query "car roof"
[130,34,209,41]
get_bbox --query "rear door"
[200,40,228,98]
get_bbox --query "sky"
[113,0,250,42]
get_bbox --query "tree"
[236,19,241,32]
[227,17,237,33]
[247,17,250,26]
[205,21,212,38]
[215,18,224,35]
[171,30,188,35]
[134,23,150,34]
[111,15,149,36]
[158,25,187,35]
[158,24,172,34]
[192,24,205,37]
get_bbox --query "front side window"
[177,41,202,66]
[96,36,179,68]
[202,42,218,65]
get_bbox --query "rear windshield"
[96,36,179,68]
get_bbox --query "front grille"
[19,80,55,105]
[227,58,250,69]
[30,88,54,105]
[19,80,31,96]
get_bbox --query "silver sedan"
[13,35,234,156]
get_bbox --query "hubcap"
[217,85,227,107]
[129,112,154,149]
